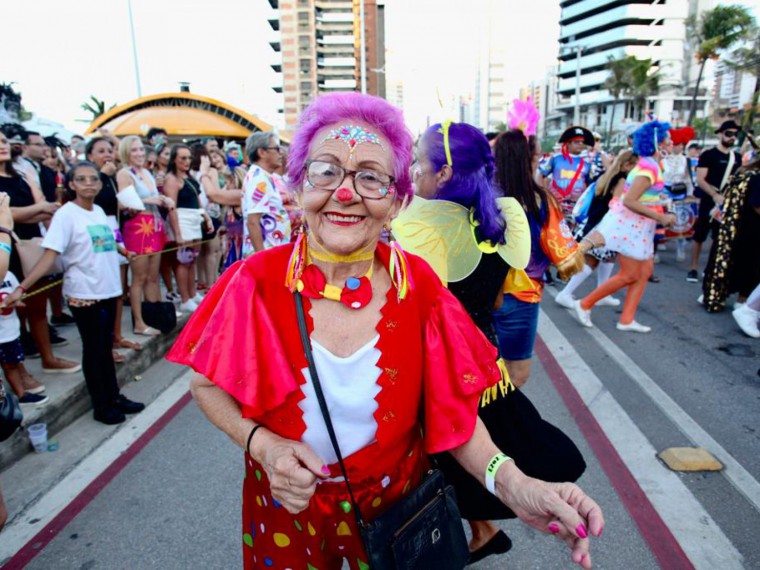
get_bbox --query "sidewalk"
[0,302,189,470]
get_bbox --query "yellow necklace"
[307,235,376,263]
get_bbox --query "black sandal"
[467,530,513,565]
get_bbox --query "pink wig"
[287,92,414,200]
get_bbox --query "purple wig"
[287,92,414,201]
[421,122,506,244]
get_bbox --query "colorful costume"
[703,169,760,312]
[241,165,291,257]
[167,242,501,569]
[592,156,665,261]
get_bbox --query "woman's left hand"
[497,471,604,569]
[0,193,14,230]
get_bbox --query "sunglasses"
[723,131,738,137]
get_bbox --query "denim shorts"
[492,294,540,361]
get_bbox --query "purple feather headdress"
[507,97,540,137]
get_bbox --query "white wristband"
[485,452,513,495]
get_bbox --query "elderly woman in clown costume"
[168,93,604,570]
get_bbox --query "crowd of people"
[0,92,757,565]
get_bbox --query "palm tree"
[81,95,113,121]
[603,56,633,140]
[725,28,760,135]
[686,5,756,126]
[626,58,660,122]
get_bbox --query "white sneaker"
[676,252,686,262]
[192,293,204,304]
[653,253,661,264]
[179,300,198,313]
[732,305,760,339]
[596,296,621,307]
[658,243,668,251]
[616,321,651,333]
[572,300,593,328]
[697,294,704,305]
[733,301,745,310]
[555,292,575,309]
[165,291,180,303]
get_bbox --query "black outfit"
[0,174,42,278]
[437,252,586,521]
[95,173,119,217]
[70,298,119,414]
[177,177,201,209]
[39,164,58,203]
[704,170,760,309]
[693,148,742,243]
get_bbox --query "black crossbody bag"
[294,292,469,569]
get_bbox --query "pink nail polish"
[576,523,588,539]
[548,523,560,534]
[321,465,330,475]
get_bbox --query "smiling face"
[128,138,145,168]
[88,139,115,169]
[301,121,400,256]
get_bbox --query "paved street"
[1,246,758,570]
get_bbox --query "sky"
[2,0,759,139]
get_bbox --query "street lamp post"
[573,46,583,125]
[127,0,142,97]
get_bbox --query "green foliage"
[686,4,756,125]
[81,95,115,121]
[603,56,659,138]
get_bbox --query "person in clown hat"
[537,126,595,213]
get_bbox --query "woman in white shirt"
[4,162,146,425]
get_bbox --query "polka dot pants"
[241,446,426,570]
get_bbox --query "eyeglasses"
[265,146,283,153]
[304,160,395,199]
[723,131,738,137]
[73,176,100,184]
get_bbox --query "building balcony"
[272,86,283,94]
[317,35,355,46]
[269,40,281,52]
[320,78,358,89]
[315,1,353,11]
[560,2,686,40]
[558,69,610,94]
[561,0,636,23]
[561,24,672,54]
[316,12,354,24]
[271,64,282,73]
[268,18,279,31]
[317,57,355,68]
[268,0,278,9]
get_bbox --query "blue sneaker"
[19,393,49,406]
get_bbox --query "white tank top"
[298,335,382,465]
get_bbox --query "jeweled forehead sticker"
[323,125,383,156]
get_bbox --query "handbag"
[294,292,469,570]
[0,382,23,442]
[572,182,596,224]
[139,301,177,334]
[12,231,64,278]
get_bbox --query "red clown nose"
[335,188,354,203]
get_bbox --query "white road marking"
[538,311,744,569]
[0,372,192,562]
[545,287,760,514]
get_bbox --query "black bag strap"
[294,291,367,528]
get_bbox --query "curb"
[0,316,188,469]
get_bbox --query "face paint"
[323,125,383,156]
[335,187,354,202]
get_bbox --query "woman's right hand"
[101,161,117,177]
[40,201,60,216]
[659,213,677,228]
[252,429,329,514]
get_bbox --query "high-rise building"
[268,0,385,128]
[476,0,510,131]
[714,52,758,112]
[555,0,710,138]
